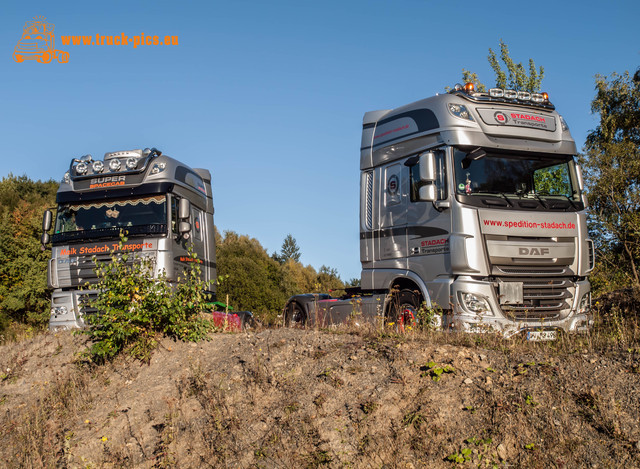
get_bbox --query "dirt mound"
[1,328,640,468]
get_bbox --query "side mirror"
[178,198,191,220]
[418,185,437,201]
[179,221,191,239]
[42,210,52,232]
[418,152,436,182]
[41,232,50,246]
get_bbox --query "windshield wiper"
[472,191,514,207]
[536,192,578,209]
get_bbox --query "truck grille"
[78,291,99,317]
[495,278,573,321]
[494,265,570,276]
[63,254,144,288]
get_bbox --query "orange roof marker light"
[464,82,475,93]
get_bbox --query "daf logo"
[519,247,550,256]
[90,175,126,184]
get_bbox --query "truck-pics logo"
[13,17,69,64]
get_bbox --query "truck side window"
[171,197,179,235]
[410,151,447,201]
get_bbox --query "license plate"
[526,330,557,341]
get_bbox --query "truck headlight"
[50,306,68,316]
[578,292,591,314]
[458,292,492,315]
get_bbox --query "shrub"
[82,234,215,364]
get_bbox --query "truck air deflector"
[56,182,174,203]
[361,109,440,151]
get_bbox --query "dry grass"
[0,307,639,468]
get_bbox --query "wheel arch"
[387,271,432,307]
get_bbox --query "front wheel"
[284,302,306,328]
[389,289,419,333]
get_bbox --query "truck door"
[190,205,207,283]
[375,162,408,262]
[407,149,452,286]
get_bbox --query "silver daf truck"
[41,148,217,330]
[285,84,593,339]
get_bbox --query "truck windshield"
[453,149,581,208]
[52,195,167,243]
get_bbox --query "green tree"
[316,265,344,293]
[0,175,58,333]
[215,230,287,322]
[279,234,301,263]
[458,39,544,92]
[581,68,640,290]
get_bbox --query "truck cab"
[43,148,217,330]
[285,84,593,338]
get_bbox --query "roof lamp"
[109,159,121,171]
[125,157,137,170]
[92,161,104,173]
[517,91,531,101]
[504,89,518,99]
[489,88,504,98]
[75,162,88,175]
[464,82,475,93]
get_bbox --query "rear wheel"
[389,289,419,333]
[284,302,306,327]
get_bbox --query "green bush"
[82,234,215,364]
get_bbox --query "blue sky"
[2,0,639,282]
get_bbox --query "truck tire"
[284,302,306,328]
[390,289,419,333]
[38,52,52,64]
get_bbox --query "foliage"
[83,235,215,364]
[277,234,301,263]
[457,39,545,92]
[215,230,288,322]
[0,175,58,333]
[416,301,443,331]
[581,68,640,291]
[216,229,344,322]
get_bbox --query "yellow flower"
[101,436,108,442]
